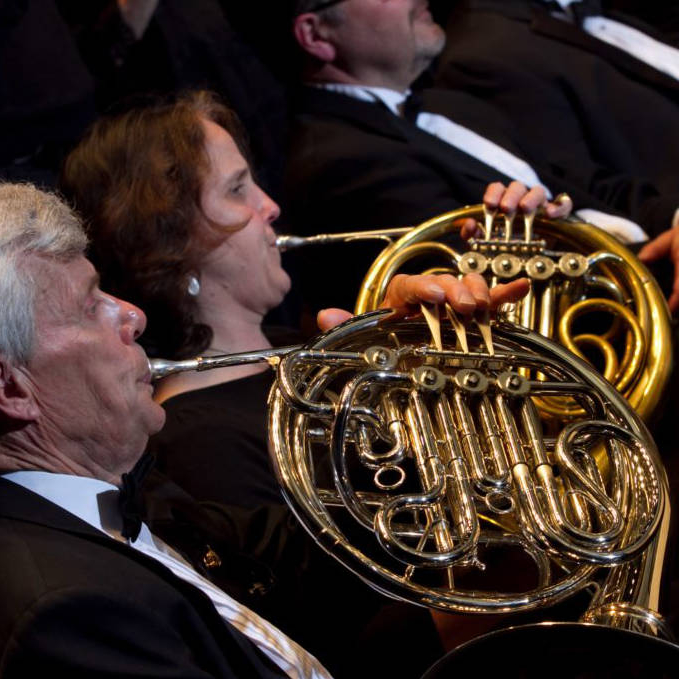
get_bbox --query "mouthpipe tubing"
[276,226,413,251]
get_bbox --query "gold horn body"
[355,207,672,422]
[149,309,672,639]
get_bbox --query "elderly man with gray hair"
[0,182,322,678]
[0,182,524,677]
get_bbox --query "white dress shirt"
[318,83,649,242]
[320,82,551,196]
[3,470,332,679]
[547,0,679,82]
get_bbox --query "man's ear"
[293,13,337,62]
[0,358,39,423]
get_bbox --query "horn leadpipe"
[276,226,413,251]
[148,345,302,381]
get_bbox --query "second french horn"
[353,206,672,421]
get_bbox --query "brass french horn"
[150,309,672,639]
[353,206,672,422]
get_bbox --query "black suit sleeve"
[542,157,679,238]
[436,32,607,178]
[436,3,679,188]
[3,587,231,678]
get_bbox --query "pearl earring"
[187,275,201,296]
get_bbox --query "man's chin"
[416,29,446,61]
[429,27,446,55]
[146,403,167,436]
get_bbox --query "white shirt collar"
[0,470,160,545]
[549,0,581,9]
[3,470,125,533]
[315,82,409,116]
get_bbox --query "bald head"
[293,0,445,91]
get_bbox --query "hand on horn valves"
[317,274,529,332]
[316,181,566,332]
[459,180,574,241]
[638,225,679,313]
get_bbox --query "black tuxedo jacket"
[435,0,679,191]
[283,85,678,311]
[0,478,292,678]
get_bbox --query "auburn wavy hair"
[60,91,249,359]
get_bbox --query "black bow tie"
[569,0,603,24]
[402,91,423,123]
[542,1,603,24]
[119,453,155,541]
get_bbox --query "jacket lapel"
[296,86,516,187]
[528,5,679,96]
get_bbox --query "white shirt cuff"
[574,209,648,244]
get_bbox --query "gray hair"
[294,0,345,23]
[0,183,88,364]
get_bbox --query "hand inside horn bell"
[638,225,679,313]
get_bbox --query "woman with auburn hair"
[61,91,291,508]
[61,91,270,361]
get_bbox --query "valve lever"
[445,303,469,354]
[420,302,443,351]
[476,310,495,356]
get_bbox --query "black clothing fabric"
[119,452,156,540]
[435,0,679,191]
[0,0,140,188]
[283,85,679,312]
[100,0,289,196]
[148,371,282,509]
[0,0,96,187]
[603,1,679,45]
[0,478,291,678]
[568,0,603,24]
[58,0,139,108]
